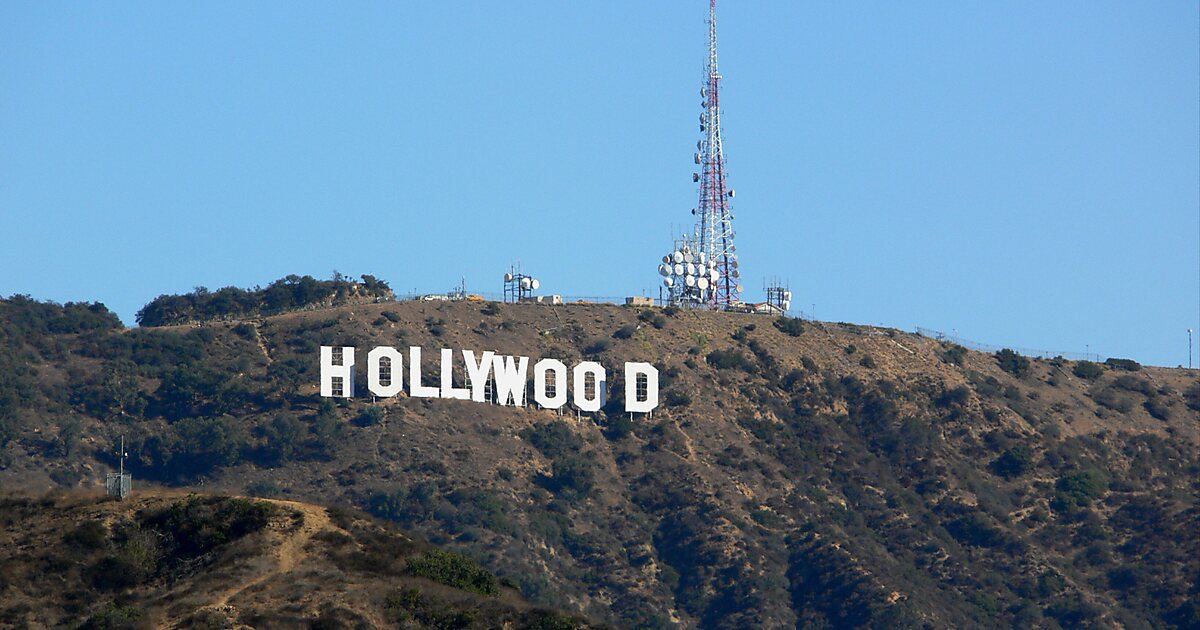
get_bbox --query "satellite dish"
[662,255,671,264]
[531,279,540,290]
[698,252,707,264]
[520,277,532,289]
[697,277,710,290]
[736,284,745,293]
[684,252,694,264]
[691,208,696,215]
[728,189,736,198]
[701,101,708,109]
[697,140,702,151]
[664,277,674,288]
[692,173,700,182]
[732,270,741,278]
[710,269,720,280]
[658,264,670,277]
[685,275,696,287]
[673,263,684,276]
[504,273,514,282]
[694,153,701,164]
[672,251,684,263]
[783,291,792,300]
[686,262,696,275]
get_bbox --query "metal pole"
[1189,329,1193,369]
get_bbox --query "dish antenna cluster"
[658,236,728,306]
[503,264,541,303]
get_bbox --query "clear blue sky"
[2,1,1197,366]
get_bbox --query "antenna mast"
[696,0,740,307]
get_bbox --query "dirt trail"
[250,322,273,365]
[170,499,336,627]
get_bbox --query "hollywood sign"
[320,346,659,413]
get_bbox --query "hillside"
[1,295,1198,628]
[0,490,593,628]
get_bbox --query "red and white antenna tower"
[695,0,740,307]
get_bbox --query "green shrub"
[1052,470,1108,512]
[612,324,637,340]
[406,549,498,596]
[356,405,385,427]
[994,349,1029,377]
[706,349,755,373]
[480,303,501,317]
[859,355,876,369]
[583,339,610,355]
[1072,361,1103,379]
[245,480,281,498]
[664,390,692,407]
[1104,357,1141,371]
[773,317,804,337]
[990,446,1034,479]
[1143,399,1170,421]
[521,421,583,458]
[939,344,967,366]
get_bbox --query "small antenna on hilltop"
[105,435,131,500]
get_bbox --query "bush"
[773,317,804,337]
[990,446,1034,479]
[1143,399,1170,421]
[1072,361,1103,379]
[859,355,876,369]
[541,454,595,501]
[480,303,501,317]
[664,390,692,407]
[706,349,755,373]
[356,405,385,427]
[1104,357,1141,371]
[583,339,611,355]
[521,421,583,458]
[939,344,967,366]
[1052,469,1108,511]
[406,549,498,596]
[381,310,402,322]
[245,480,282,498]
[994,349,1029,377]
[612,324,637,340]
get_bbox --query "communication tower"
[503,264,541,303]
[659,0,743,308]
[105,435,131,500]
[764,277,792,314]
[694,0,741,307]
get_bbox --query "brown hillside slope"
[1,298,1198,628]
[0,490,595,628]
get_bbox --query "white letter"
[491,354,529,406]
[408,346,440,398]
[463,350,495,402]
[573,361,606,412]
[320,346,354,398]
[533,359,568,409]
[440,348,470,400]
[624,362,659,413]
[367,347,404,397]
